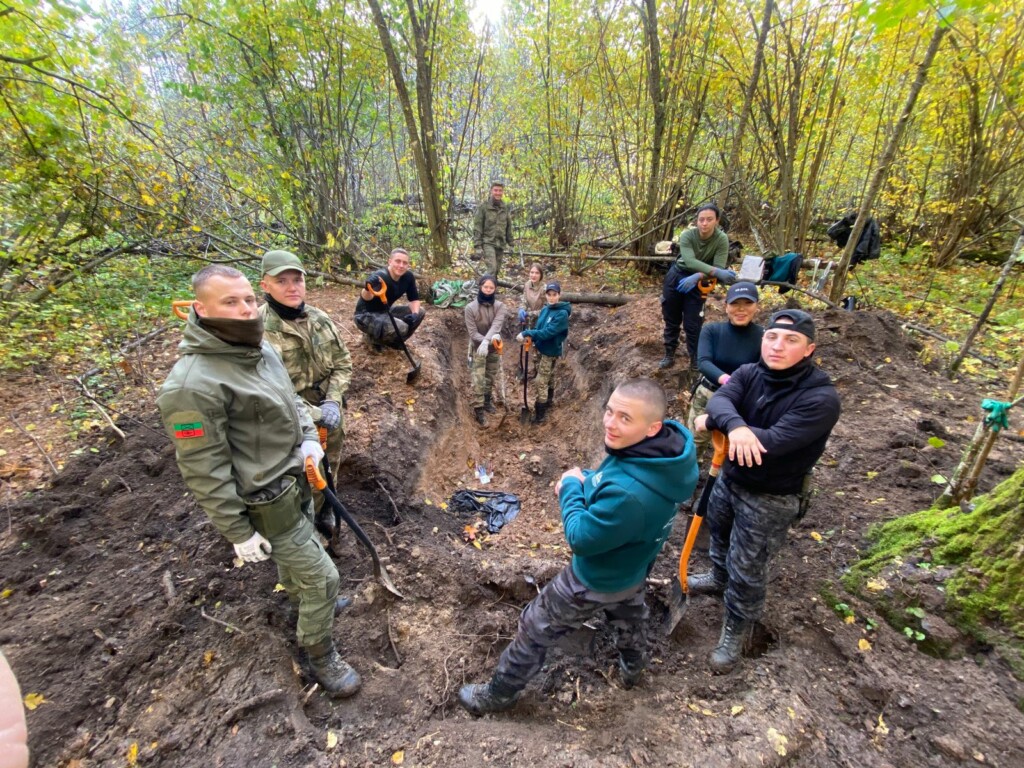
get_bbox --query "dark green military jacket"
[473,196,513,250]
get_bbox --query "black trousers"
[661,266,705,366]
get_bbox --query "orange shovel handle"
[304,457,327,491]
[171,300,193,320]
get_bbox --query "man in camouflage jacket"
[473,181,513,278]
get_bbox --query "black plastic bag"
[448,489,521,534]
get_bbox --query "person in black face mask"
[463,275,507,426]
[692,309,841,674]
[157,265,361,699]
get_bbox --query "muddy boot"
[710,612,750,674]
[618,650,645,690]
[306,640,361,698]
[658,346,676,369]
[457,676,520,716]
[314,505,337,540]
[483,395,497,414]
[547,383,554,404]
[532,400,549,425]
[473,407,488,426]
[687,568,728,596]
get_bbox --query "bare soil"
[2,280,1023,767]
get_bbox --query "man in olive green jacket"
[157,265,361,698]
[473,181,513,278]
[258,250,352,535]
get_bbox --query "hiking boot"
[306,640,361,697]
[687,569,727,596]
[547,384,554,404]
[658,347,676,369]
[618,651,645,690]
[483,395,497,414]
[710,612,750,674]
[457,677,520,716]
[532,400,549,425]
[474,407,488,426]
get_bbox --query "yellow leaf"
[23,693,46,710]
[767,728,788,756]
[866,471,879,479]
[127,742,139,765]
[140,194,156,206]
[472,540,482,550]
[24,423,36,432]
[1,588,12,599]
[439,502,448,510]
[858,638,872,652]
[326,730,339,750]
[687,702,701,713]
[787,707,796,720]
[424,498,432,506]
[203,650,215,667]
[809,531,823,541]
[405,398,416,405]
[844,615,856,624]
[391,750,405,765]
[273,583,286,593]
[191,225,202,232]
[730,705,744,716]
[876,713,889,735]
[866,578,888,592]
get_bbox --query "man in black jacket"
[692,309,840,672]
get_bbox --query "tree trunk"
[829,25,949,303]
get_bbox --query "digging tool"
[664,430,728,636]
[171,300,193,319]
[696,275,718,320]
[367,281,421,384]
[493,338,511,427]
[519,337,533,424]
[305,453,404,599]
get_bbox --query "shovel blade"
[374,562,405,598]
[405,361,422,384]
[520,407,532,425]
[663,579,690,636]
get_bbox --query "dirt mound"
[3,286,1024,767]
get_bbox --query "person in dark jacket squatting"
[157,266,361,697]
[353,247,425,351]
[458,378,699,715]
[692,309,840,673]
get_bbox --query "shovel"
[519,337,532,424]
[664,430,728,635]
[367,281,421,384]
[305,454,404,599]
[493,338,511,428]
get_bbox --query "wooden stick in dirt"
[9,414,58,476]
[220,689,287,726]
[200,607,249,636]
[73,376,126,440]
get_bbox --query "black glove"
[366,274,383,291]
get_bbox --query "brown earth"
[2,278,1024,768]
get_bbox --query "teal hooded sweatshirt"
[558,419,699,592]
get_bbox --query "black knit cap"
[766,309,815,341]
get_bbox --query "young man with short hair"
[353,248,425,350]
[693,309,840,672]
[258,250,352,537]
[458,377,699,715]
[473,181,513,278]
[157,266,360,698]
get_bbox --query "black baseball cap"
[767,309,815,341]
[726,282,759,304]
[545,281,561,293]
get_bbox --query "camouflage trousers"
[470,350,501,408]
[686,382,715,457]
[534,353,557,405]
[494,566,648,691]
[706,476,801,623]
[268,492,341,647]
[481,244,505,278]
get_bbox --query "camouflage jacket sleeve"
[317,314,352,407]
[157,387,254,544]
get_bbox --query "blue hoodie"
[522,300,571,357]
[558,420,699,592]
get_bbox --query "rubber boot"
[483,395,497,414]
[687,568,728,596]
[474,407,487,426]
[306,639,362,697]
[618,650,645,690]
[710,611,750,674]
[658,346,676,369]
[457,676,520,716]
[532,400,549,425]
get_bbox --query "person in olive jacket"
[458,378,698,715]
[157,265,360,699]
[473,181,513,278]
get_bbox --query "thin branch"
[200,607,249,635]
[8,414,58,477]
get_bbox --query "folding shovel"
[493,338,511,427]
[519,337,532,424]
[305,454,404,599]
[664,430,728,636]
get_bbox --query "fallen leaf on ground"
[809,531,823,541]
[327,731,338,750]
[730,705,744,716]
[866,578,888,592]
[859,638,872,651]
[392,750,405,765]
[767,728,788,756]
[23,693,47,710]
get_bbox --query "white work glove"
[476,339,490,357]
[301,439,324,466]
[491,333,502,344]
[515,333,525,343]
[233,531,272,563]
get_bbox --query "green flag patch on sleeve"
[173,421,205,438]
